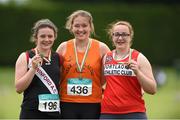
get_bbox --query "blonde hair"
[107,20,134,42]
[65,10,95,36]
[31,19,58,43]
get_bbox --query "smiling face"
[112,24,131,50]
[35,27,55,51]
[71,15,92,41]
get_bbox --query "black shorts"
[61,102,101,119]
[20,108,61,119]
[100,112,147,119]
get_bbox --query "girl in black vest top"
[15,19,61,119]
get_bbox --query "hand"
[128,60,139,74]
[31,54,43,69]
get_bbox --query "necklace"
[73,38,92,79]
[35,48,51,65]
[113,48,132,64]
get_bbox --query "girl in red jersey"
[100,21,157,119]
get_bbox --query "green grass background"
[0,67,180,119]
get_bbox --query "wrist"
[29,67,37,72]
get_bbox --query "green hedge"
[0,2,179,66]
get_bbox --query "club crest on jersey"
[105,55,113,63]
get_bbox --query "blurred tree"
[0,0,179,66]
[50,0,179,4]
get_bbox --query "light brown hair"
[65,10,95,36]
[31,19,58,43]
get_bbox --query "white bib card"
[67,78,92,96]
[38,94,60,112]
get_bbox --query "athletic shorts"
[20,108,61,119]
[61,102,101,119]
[100,112,147,119]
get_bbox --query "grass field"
[144,68,180,118]
[0,67,22,119]
[0,67,180,119]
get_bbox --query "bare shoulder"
[138,53,152,68]
[56,41,67,56]
[99,41,110,58]
[16,52,27,67]
[99,41,109,48]
[138,53,148,62]
[15,52,28,81]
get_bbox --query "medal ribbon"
[73,38,92,78]
[114,48,133,64]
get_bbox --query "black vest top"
[21,49,61,111]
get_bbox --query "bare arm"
[15,53,35,94]
[129,53,157,95]
[101,54,108,98]
[101,54,107,86]
[99,42,110,87]
[15,52,43,94]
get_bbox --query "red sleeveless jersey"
[101,49,146,114]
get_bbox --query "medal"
[79,72,82,80]
[35,48,51,65]
[74,38,92,80]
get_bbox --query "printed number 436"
[70,86,88,94]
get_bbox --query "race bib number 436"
[67,78,92,96]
